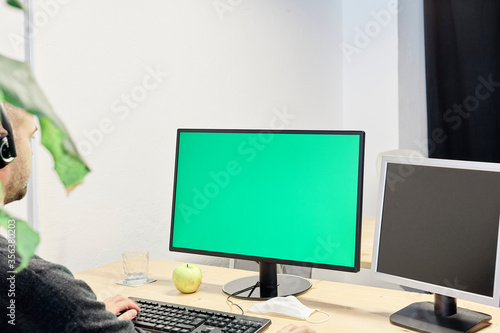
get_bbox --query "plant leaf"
[39,117,91,190]
[0,54,90,192]
[6,0,24,10]
[0,208,39,272]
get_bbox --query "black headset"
[0,103,17,169]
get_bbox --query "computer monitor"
[170,129,365,299]
[373,156,500,333]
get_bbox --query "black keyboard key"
[134,320,156,329]
[176,323,195,330]
[197,314,210,320]
[189,317,204,326]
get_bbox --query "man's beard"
[3,153,30,205]
[3,181,28,205]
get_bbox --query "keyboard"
[129,297,271,333]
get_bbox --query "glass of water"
[122,250,149,285]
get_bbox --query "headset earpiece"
[0,103,17,169]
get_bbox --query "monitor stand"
[222,262,312,300]
[390,294,492,333]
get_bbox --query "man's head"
[0,102,37,205]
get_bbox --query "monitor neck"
[259,262,278,298]
[434,294,457,317]
[222,261,312,300]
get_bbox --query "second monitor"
[373,156,500,333]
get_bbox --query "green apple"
[172,263,202,293]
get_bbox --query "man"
[0,102,142,332]
[0,103,315,333]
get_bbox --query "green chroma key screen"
[170,129,364,271]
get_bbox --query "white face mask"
[247,296,330,324]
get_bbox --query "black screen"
[378,162,500,297]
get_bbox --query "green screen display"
[170,130,364,270]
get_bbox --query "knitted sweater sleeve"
[0,235,144,333]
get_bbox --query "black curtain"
[424,0,500,162]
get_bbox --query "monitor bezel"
[169,128,365,273]
[372,155,500,307]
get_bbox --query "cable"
[226,282,260,315]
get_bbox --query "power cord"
[226,281,260,315]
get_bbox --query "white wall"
[1,0,425,274]
[398,0,427,154]
[0,2,24,61]
[32,0,350,273]
[341,0,399,216]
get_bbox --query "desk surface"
[75,259,500,333]
[360,216,375,269]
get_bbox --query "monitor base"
[390,302,491,333]
[222,274,312,300]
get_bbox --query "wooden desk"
[75,259,500,333]
[360,216,375,269]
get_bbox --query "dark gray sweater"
[0,235,144,332]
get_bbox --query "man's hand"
[276,324,317,333]
[104,295,141,320]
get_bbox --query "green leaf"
[0,209,39,272]
[13,219,38,272]
[6,0,24,10]
[39,117,91,190]
[0,54,90,192]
